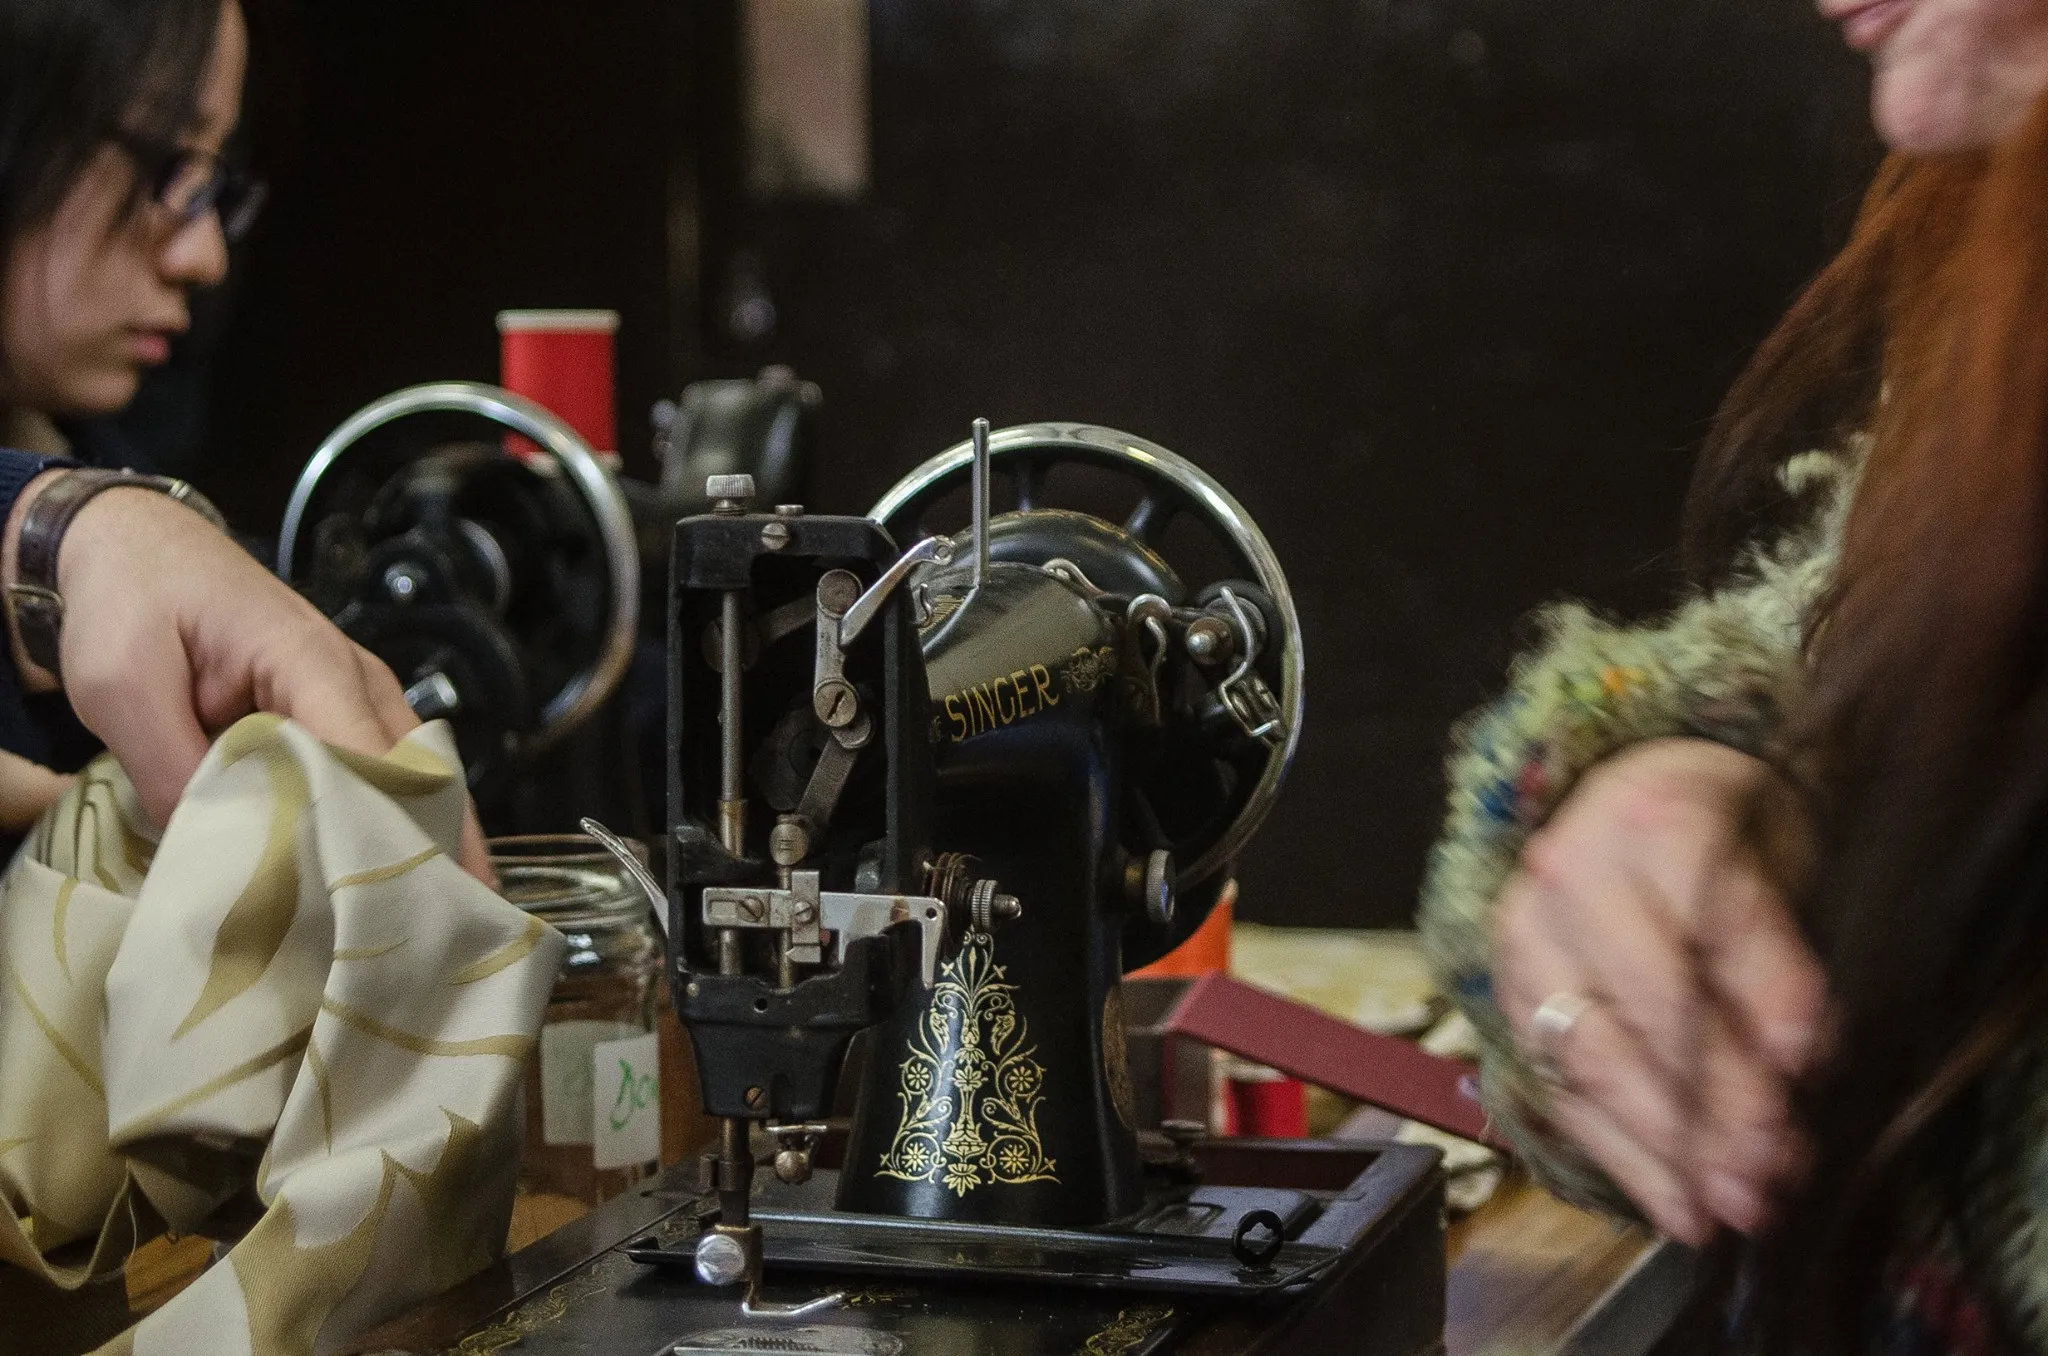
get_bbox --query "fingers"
[1496,858,1805,1238]
[458,805,498,891]
[1547,1087,1713,1246]
[351,644,422,745]
[65,625,212,829]
[1695,858,1828,1076]
[1523,818,1717,1081]
[0,750,74,834]
[351,645,497,890]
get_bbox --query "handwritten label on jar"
[592,1030,662,1170]
[539,1020,640,1146]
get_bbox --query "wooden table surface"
[123,1166,1670,1356]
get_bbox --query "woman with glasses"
[0,0,488,874]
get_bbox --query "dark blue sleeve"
[0,450,82,767]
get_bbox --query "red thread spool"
[496,309,619,462]
[1226,1060,1309,1139]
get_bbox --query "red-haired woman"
[1421,1,2048,1351]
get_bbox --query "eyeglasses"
[115,135,268,244]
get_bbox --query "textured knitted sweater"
[1417,444,2048,1350]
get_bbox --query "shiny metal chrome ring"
[275,381,640,753]
[870,421,1304,890]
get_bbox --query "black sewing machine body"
[630,422,1445,1354]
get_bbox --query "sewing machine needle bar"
[718,589,747,857]
[971,417,991,592]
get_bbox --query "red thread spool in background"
[497,309,619,462]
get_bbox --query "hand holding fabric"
[0,474,492,883]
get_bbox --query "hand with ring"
[1492,737,1827,1244]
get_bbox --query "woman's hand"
[1492,737,1826,1244]
[3,474,493,884]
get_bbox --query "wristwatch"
[4,468,226,681]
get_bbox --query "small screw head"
[1185,616,1233,665]
[739,894,768,923]
[694,1231,748,1287]
[792,902,817,926]
[744,1085,768,1110]
[769,817,811,866]
[760,520,791,550]
[816,569,862,619]
[775,504,806,517]
[813,678,859,728]
[773,1148,813,1185]
[382,563,425,605]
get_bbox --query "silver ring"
[1529,990,1592,1086]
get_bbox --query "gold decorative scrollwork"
[1063,645,1118,694]
[452,1269,611,1355]
[875,930,1058,1195]
[1080,1304,1177,1355]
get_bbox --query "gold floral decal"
[1080,1304,1177,1355]
[452,1269,611,1355]
[875,930,1057,1195]
[1063,645,1118,694]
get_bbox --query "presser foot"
[740,1289,845,1320]
[693,1219,844,1320]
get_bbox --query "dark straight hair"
[0,0,223,249]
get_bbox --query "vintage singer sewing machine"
[539,421,1448,1355]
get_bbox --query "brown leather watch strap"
[4,468,226,682]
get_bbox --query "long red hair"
[1688,95,2048,1350]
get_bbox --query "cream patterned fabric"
[0,715,562,1356]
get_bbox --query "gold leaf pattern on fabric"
[447,914,547,986]
[306,1040,335,1153]
[0,717,560,1354]
[113,1027,312,1142]
[329,741,454,799]
[9,964,104,1099]
[331,940,406,963]
[172,717,309,1041]
[318,998,533,1061]
[51,877,77,983]
[232,1110,496,1354]
[327,844,440,894]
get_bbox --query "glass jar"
[492,834,664,1209]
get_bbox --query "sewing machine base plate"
[417,1141,1446,1356]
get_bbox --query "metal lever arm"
[838,535,952,648]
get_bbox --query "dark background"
[156,0,1879,927]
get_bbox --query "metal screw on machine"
[1185,615,1234,665]
[707,473,755,514]
[403,671,461,721]
[693,1231,749,1287]
[1125,849,1176,926]
[760,520,791,550]
[382,562,425,604]
[815,569,862,620]
[769,815,811,867]
[813,678,859,728]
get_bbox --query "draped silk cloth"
[0,716,563,1355]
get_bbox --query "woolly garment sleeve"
[1416,451,1854,1213]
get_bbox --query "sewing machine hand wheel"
[276,382,639,785]
[871,423,1304,922]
